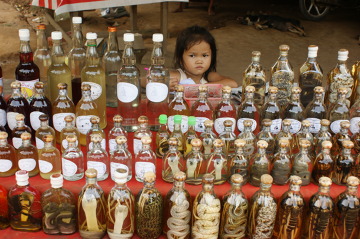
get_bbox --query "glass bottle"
[62,135,84,181]
[0,183,8,229]
[17,132,38,177]
[76,84,100,146]
[33,24,51,98]
[87,116,106,152]
[283,86,305,134]
[136,171,163,238]
[314,119,332,155]
[273,175,305,239]
[6,81,30,131]
[107,168,135,239]
[352,61,360,104]
[333,176,360,239]
[41,174,76,234]
[134,136,156,182]
[333,140,356,185]
[329,87,350,134]
[38,134,61,179]
[304,86,327,134]
[270,44,294,107]
[292,139,313,185]
[68,17,86,105]
[250,140,270,187]
[271,139,291,185]
[0,75,6,130]
[303,176,334,238]
[0,132,17,177]
[48,31,72,103]
[78,168,107,239]
[229,139,249,184]
[295,119,314,154]
[332,120,351,156]
[11,113,32,149]
[275,119,294,156]
[169,115,185,154]
[16,29,40,101]
[237,119,256,158]
[248,174,277,239]
[205,139,228,185]
[162,137,185,183]
[237,85,260,133]
[214,86,237,134]
[219,120,236,157]
[133,116,152,155]
[200,119,217,158]
[52,83,75,144]
[192,174,221,239]
[350,97,360,134]
[87,134,109,181]
[108,114,127,155]
[257,119,276,158]
[299,45,323,107]
[8,170,42,231]
[117,33,141,132]
[220,174,248,239]
[110,136,132,182]
[81,32,107,129]
[185,138,205,185]
[312,141,334,185]
[168,84,190,133]
[191,85,214,133]
[260,86,282,134]
[60,115,79,153]
[146,33,169,130]
[352,121,360,154]
[164,171,191,239]
[35,114,55,150]
[156,114,169,158]
[184,116,198,156]
[29,82,52,132]
[103,26,121,108]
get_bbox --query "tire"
[299,0,331,21]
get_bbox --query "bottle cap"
[338,87,348,94]
[257,140,268,149]
[174,115,182,124]
[159,114,167,124]
[191,138,202,147]
[11,81,21,89]
[202,173,215,184]
[90,116,100,124]
[39,114,48,122]
[299,139,311,148]
[116,135,127,145]
[37,24,46,30]
[188,116,196,126]
[173,171,186,182]
[66,134,77,143]
[314,86,324,93]
[15,170,29,186]
[168,137,179,146]
[223,120,233,127]
[268,86,278,94]
[234,139,246,147]
[123,33,134,42]
[283,119,292,126]
[72,17,82,24]
[141,136,152,144]
[152,33,163,42]
[175,85,184,92]
[19,29,30,41]
[64,115,74,122]
[15,114,25,121]
[113,114,123,123]
[213,139,224,147]
[0,132,8,140]
[338,49,349,61]
[204,120,214,127]
[321,140,332,149]
[50,174,64,188]
[262,119,272,127]
[320,119,330,126]
[86,32,97,40]
[85,168,98,178]
[301,120,311,127]
[342,140,354,149]
[230,174,244,184]
[252,51,261,62]
[57,83,68,89]
[318,176,332,187]
[243,120,253,127]
[43,134,54,142]
[279,139,289,147]
[279,44,290,51]
[81,83,91,91]
[144,171,156,183]
[346,176,360,186]
[291,87,302,94]
[114,168,128,184]
[90,133,102,143]
[222,86,232,94]
[289,175,302,185]
[138,116,148,124]
[308,45,318,58]
[198,85,208,92]
[340,120,350,129]
[35,82,44,89]
[260,174,273,184]
[20,132,31,140]
[245,86,255,93]
[51,31,62,40]
[108,26,117,32]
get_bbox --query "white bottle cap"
[72,16,82,24]
[19,29,30,41]
[123,33,134,42]
[114,168,128,184]
[152,33,163,42]
[308,45,318,58]
[15,170,29,186]
[51,31,62,40]
[86,32,97,40]
[338,49,348,61]
[50,174,64,188]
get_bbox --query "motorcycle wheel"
[299,0,331,21]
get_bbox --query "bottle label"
[30,111,43,131]
[135,162,155,180]
[36,137,45,149]
[12,137,22,149]
[287,119,302,134]
[62,138,79,150]
[7,112,19,130]
[0,109,6,126]
[18,79,39,100]
[146,82,168,102]
[18,158,36,171]
[167,115,189,133]
[214,117,236,134]
[270,119,282,134]
[0,159,12,172]
[87,161,107,178]
[330,119,349,134]
[76,115,95,135]
[39,160,53,173]
[195,117,210,133]
[306,118,321,134]
[117,82,138,103]
[62,158,78,177]
[110,162,129,179]
[53,113,76,132]
[109,139,117,154]
[237,118,257,132]
[89,139,106,151]
[133,138,142,155]
[350,117,360,134]
[83,82,102,100]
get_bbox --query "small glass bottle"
[260,86,282,134]
[314,119,332,155]
[237,119,256,158]
[86,116,106,152]
[164,171,191,239]
[304,86,327,134]
[107,168,135,239]
[133,116,152,155]
[162,137,185,183]
[0,75,6,131]
[284,87,305,134]
[271,139,291,185]
[248,174,277,239]
[38,134,61,179]
[257,119,276,158]
[350,98,360,134]
[17,132,38,177]
[41,174,76,234]
[155,114,169,158]
[184,116,198,156]
[87,134,109,181]
[35,114,55,150]
[292,139,313,185]
[250,140,270,187]
[0,132,17,177]
[295,119,314,154]
[8,170,42,231]
[352,121,360,154]
[273,175,305,239]
[312,140,334,185]
[303,176,334,238]
[229,139,249,184]
[0,183,8,229]
[332,120,351,156]
[219,120,236,157]
[206,139,228,185]
[108,114,128,155]
[78,168,107,239]
[60,115,80,153]
[200,119,217,158]
[329,87,350,134]
[220,174,248,239]
[110,136,132,182]
[134,136,156,182]
[11,113,32,149]
[29,82,52,132]
[237,85,260,133]
[333,140,356,185]
[62,135,84,181]
[191,85,214,133]
[185,138,205,185]
[192,174,221,239]
[275,119,294,155]
[352,61,360,104]
[136,171,163,238]
[168,85,190,133]
[214,86,237,134]
[169,115,185,154]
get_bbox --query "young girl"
[169,25,238,90]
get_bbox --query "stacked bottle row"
[1,170,358,239]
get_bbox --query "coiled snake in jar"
[253,200,277,239]
[167,193,191,239]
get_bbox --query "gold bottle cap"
[15,113,25,121]
[320,119,330,126]
[85,168,98,178]
[245,86,255,93]
[301,120,311,127]
[43,134,54,142]
[202,173,215,184]
[138,116,148,124]
[230,174,244,184]
[108,26,117,32]
[175,85,184,92]
[191,138,202,147]
[141,136,152,144]
[10,81,21,89]
[314,86,324,93]
[262,119,272,127]
[39,114,48,121]
[318,176,332,187]
[346,176,360,186]
[252,51,261,57]
[268,86,278,94]
[213,139,224,147]
[299,139,311,148]
[340,121,350,128]
[90,133,102,143]
[173,171,186,182]
[289,175,302,185]
[144,171,156,183]
[279,44,290,51]
[168,137,179,146]
[57,83,68,90]
[113,114,123,123]
[223,120,233,127]
[34,82,44,89]
[20,132,31,140]
[283,119,292,126]
[261,174,273,184]
[222,86,232,94]
[204,120,214,127]
[257,140,268,149]
[90,116,100,124]
[198,85,208,92]
[64,115,74,122]
[81,84,91,91]
[116,135,127,145]
[342,140,354,149]
[291,87,302,94]
[338,87,348,94]
[0,132,8,139]
[66,134,77,143]
[37,24,46,30]
[279,139,290,148]
[234,139,246,147]
[243,119,253,127]
[321,140,332,149]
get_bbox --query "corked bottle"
[271,139,291,185]
[0,132,18,177]
[250,140,270,187]
[206,139,228,185]
[219,120,236,157]
[162,137,185,183]
[229,139,249,184]
[291,139,313,185]
[185,138,205,185]
[333,140,356,185]
[312,140,334,185]
[17,132,38,177]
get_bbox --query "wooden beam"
[44,11,72,44]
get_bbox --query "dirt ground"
[0,0,359,94]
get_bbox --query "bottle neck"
[340,127,349,135]
[40,120,49,129]
[314,93,324,104]
[291,93,301,104]
[262,126,271,133]
[114,181,127,189]
[122,41,136,65]
[34,88,45,98]
[346,185,358,196]
[302,126,310,134]
[107,31,118,52]
[224,126,233,133]
[300,147,309,156]
[320,125,329,133]
[322,148,330,155]
[114,122,123,128]
[192,146,201,153]
[258,148,266,155]
[65,121,74,128]
[342,148,352,157]
[235,147,245,156]
[244,125,252,133]
[116,143,126,151]
[244,93,255,104]
[16,120,25,128]
[169,145,178,152]
[222,92,231,103]
[202,183,214,194]
[91,123,100,131]
[205,126,212,134]
[231,183,243,194]
[72,23,83,48]
[139,123,149,131]
[337,93,347,104]
[214,146,222,153]
[44,141,53,149]
[144,181,155,189]
[51,39,65,63]
[58,89,69,99]
[86,177,97,185]
[86,40,100,65]
[289,183,301,192]
[20,40,32,54]
[269,93,277,103]
[318,185,330,195]
[37,29,48,50]
[142,143,151,151]
[172,180,185,191]
[91,141,102,150]
[175,91,185,101]
[82,90,93,102]
[283,125,290,133]
[188,125,196,131]
[279,51,289,61]
[251,57,260,65]
[19,40,33,63]
[306,56,317,63]
[11,88,22,97]
[280,147,288,155]
[0,139,7,147]
[67,141,78,149]
[151,42,164,65]
[260,183,272,193]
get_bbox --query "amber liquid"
[17,143,39,177]
[7,96,30,129]
[0,185,9,229]
[30,96,53,128]
[38,146,61,179]
[72,77,82,106]
[0,143,18,177]
[12,125,32,146]
[52,94,75,144]
[312,153,333,184]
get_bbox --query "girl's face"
[182,41,212,78]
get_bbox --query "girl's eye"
[189,54,195,58]
[203,54,209,57]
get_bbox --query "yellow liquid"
[76,100,100,146]
[38,147,62,179]
[52,99,75,144]
[48,64,72,103]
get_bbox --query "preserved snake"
[167,193,191,239]
[221,195,248,239]
[252,200,277,239]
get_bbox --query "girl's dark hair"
[174,25,217,80]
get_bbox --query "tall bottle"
[29,82,52,132]
[295,119,314,153]
[38,135,61,179]
[41,174,76,234]
[155,114,169,158]
[314,119,332,155]
[185,138,205,185]
[86,116,106,152]
[81,32,107,129]
[0,74,6,131]
[299,45,323,107]
[229,139,249,184]
[107,168,135,239]
[332,120,351,156]
[292,139,313,185]
[11,113,31,149]
[68,16,86,105]
[271,139,291,185]
[260,86,282,134]
[0,132,17,177]
[333,140,356,185]
[117,33,141,132]
[312,141,334,184]
[237,119,256,158]
[191,85,214,133]
[270,44,294,107]
[108,115,128,155]
[0,183,8,229]
[162,137,185,183]
[168,84,190,133]
[237,85,260,133]
[35,114,55,150]
[110,136,132,182]
[169,115,185,154]
[16,29,40,101]
[219,120,236,157]
[206,139,228,184]
[329,87,350,134]
[60,115,79,152]
[199,119,217,158]
[274,119,294,156]
[78,168,107,239]
[133,116,152,155]
[8,170,42,231]
[134,136,156,182]
[62,135,84,181]
[283,86,305,134]
[250,140,270,187]
[87,134,109,181]
[184,116,198,156]
[146,33,169,130]
[257,119,275,158]
[214,86,237,134]
[17,132,38,177]
[304,86,327,134]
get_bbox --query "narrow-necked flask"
[87,134,109,181]
[314,119,332,155]
[169,115,185,154]
[295,119,314,154]
[17,132,38,177]
[191,85,214,133]
[134,136,156,182]
[275,119,294,155]
[11,113,32,149]
[168,85,190,133]
[185,138,205,185]
[86,116,106,152]
[62,135,84,181]
[109,114,128,155]
[110,136,132,182]
[333,140,356,185]
[214,86,237,134]
[284,86,305,134]
[304,86,327,134]
[0,132,17,177]
[200,119,217,158]
[271,139,291,185]
[260,86,282,134]
[292,139,313,185]
[206,139,228,184]
[219,120,236,157]
[29,82,52,132]
[60,115,79,153]
[257,119,275,158]
[229,139,249,184]
[162,137,185,183]
[237,85,260,133]
[250,140,270,187]
[237,119,256,158]
[133,116,152,155]
[332,120,351,156]
[155,114,169,158]
[38,134,61,179]
[329,87,350,134]
[312,140,334,184]
[184,116,198,156]
[35,114,55,150]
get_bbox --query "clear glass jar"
[134,136,156,182]
[110,136,132,182]
[191,85,214,133]
[214,86,237,134]
[29,82,52,132]
[237,86,260,133]
[257,119,275,158]
[162,137,185,183]
[333,140,356,185]
[133,116,152,155]
[312,140,334,185]
[7,81,30,131]
[329,87,350,134]
[237,119,256,158]
[304,86,327,134]
[200,120,217,158]
[261,86,282,135]
[108,114,128,155]
[155,114,169,158]
[62,134,84,181]
[250,140,270,187]
[38,134,61,179]
[168,85,190,133]
[17,132,38,177]
[271,139,291,185]
[206,139,228,185]
[229,139,249,185]
[283,87,305,135]
[219,120,236,157]
[87,134,109,181]
[35,114,55,150]
[291,139,313,185]
[185,138,205,185]
[60,115,80,153]
[0,132,18,177]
